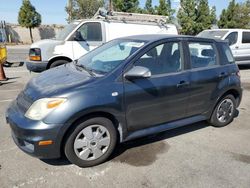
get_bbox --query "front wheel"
[209,94,236,127]
[64,117,117,167]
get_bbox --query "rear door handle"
[177,80,190,87]
[218,72,228,78]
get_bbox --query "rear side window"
[221,44,234,64]
[77,22,102,41]
[188,42,217,69]
[225,32,238,46]
[242,32,250,43]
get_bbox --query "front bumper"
[26,61,48,73]
[6,101,64,159]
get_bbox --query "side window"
[225,32,238,46]
[242,32,250,43]
[134,42,183,75]
[188,42,217,69]
[77,22,102,41]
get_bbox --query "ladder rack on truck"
[93,8,169,26]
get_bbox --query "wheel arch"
[209,88,241,120]
[60,111,124,156]
[47,56,73,69]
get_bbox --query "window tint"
[225,32,238,46]
[242,32,250,43]
[77,22,102,41]
[134,42,182,75]
[222,44,234,64]
[188,42,217,69]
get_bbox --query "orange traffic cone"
[0,63,7,81]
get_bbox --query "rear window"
[242,32,250,43]
[221,44,234,64]
[198,30,229,39]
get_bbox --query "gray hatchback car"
[6,35,242,167]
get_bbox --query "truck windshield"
[198,30,229,39]
[76,39,146,75]
[55,23,78,41]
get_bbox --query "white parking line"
[5,70,28,73]
[0,99,12,103]
[0,89,20,92]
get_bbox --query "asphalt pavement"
[0,64,250,188]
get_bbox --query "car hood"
[23,63,95,100]
[30,39,64,61]
[30,39,63,49]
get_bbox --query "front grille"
[16,91,33,112]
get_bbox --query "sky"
[0,0,246,25]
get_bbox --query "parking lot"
[0,64,250,188]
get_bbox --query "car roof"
[120,34,223,43]
[203,29,250,32]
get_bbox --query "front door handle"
[177,80,190,87]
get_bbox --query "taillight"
[236,71,241,78]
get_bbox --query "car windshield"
[198,30,229,39]
[55,23,79,41]
[76,39,146,75]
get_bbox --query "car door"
[71,22,104,59]
[186,40,226,117]
[234,31,250,63]
[124,40,190,131]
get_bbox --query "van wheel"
[209,94,236,127]
[64,117,117,167]
[50,60,69,68]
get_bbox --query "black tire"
[209,94,236,127]
[50,60,69,69]
[64,117,117,167]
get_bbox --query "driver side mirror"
[124,66,151,79]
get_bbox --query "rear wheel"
[64,117,117,167]
[50,60,69,69]
[209,94,236,127]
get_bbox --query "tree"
[177,0,216,35]
[156,0,175,20]
[18,0,41,43]
[65,0,104,21]
[218,0,239,28]
[145,0,155,14]
[113,0,139,12]
[210,6,217,25]
[196,0,211,33]
[177,0,197,35]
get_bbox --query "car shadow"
[238,64,250,70]
[40,121,209,167]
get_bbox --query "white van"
[26,12,178,72]
[198,29,250,65]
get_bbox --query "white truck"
[198,29,250,65]
[26,10,178,72]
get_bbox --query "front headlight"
[25,98,67,120]
[29,48,41,61]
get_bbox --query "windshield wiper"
[74,63,96,77]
